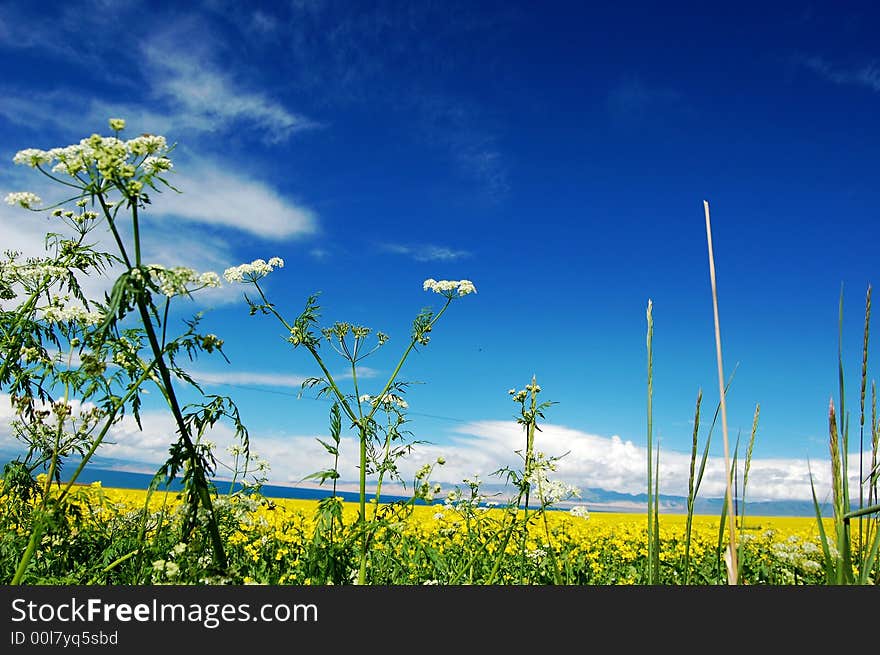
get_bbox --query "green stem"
[11,521,45,585]
[357,425,369,585]
[131,201,142,267]
[42,346,74,500]
[97,194,132,270]
[136,297,227,569]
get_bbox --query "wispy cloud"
[149,156,317,240]
[381,243,471,262]
[191,371,310,389]
[140,29,321,143]
[190,366,378,390]
[0,4,321,145]
[801,56,880,93]
[411,93,510,200]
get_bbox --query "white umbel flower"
[423,278,477,298]
[5,192,42,208]
[223,257,284,283]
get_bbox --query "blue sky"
[1,0,879,505]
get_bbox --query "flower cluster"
[508,380,541,403]
[414,462,443,503]
[41,302,105,327]
[147,265,222,297]
[529,470,581,505]
[10,120,172,200]
[569,505,590,519]
[422,278,476,297]
[4,192,42,209]
[358,392,409,410]
[223,257,284,283]
[4,261,69,285]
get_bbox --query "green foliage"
[0,120,255,580]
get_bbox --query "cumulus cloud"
[0,389,850,505]
[437,420,842,503]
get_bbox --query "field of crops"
[0,480,842,586]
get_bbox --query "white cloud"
[190,370,309,389]
[188,366,380,395]
[2,151,317,312]
[803,56,880,93]
[149,157,316,240]
[437,420,843,504]
[0,194,258,309]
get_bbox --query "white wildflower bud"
[109,118,126,131]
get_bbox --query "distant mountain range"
[49,467,832,518]
[573,485,832,518]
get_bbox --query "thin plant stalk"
[684,389,703,584]
[738,404,759,531]
[858,286,871,559]
[645,298,658,584]
[703,199,738,584]
[735,404,759,580]
[829,399,854,583]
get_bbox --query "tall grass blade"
[837,286,851,519]
[684,389,702,584]
[653,435,661,582]
[829,398,854,583]
[808,460,836,583]
[739,404,760,531]
[645,298,657,584]
[858,285,871,559]
[703,199,738,584]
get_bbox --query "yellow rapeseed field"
[8,482,834,585]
